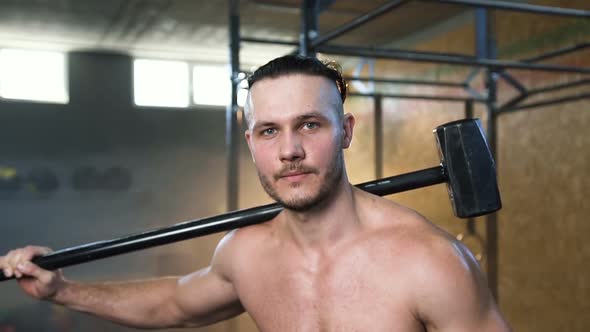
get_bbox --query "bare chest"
[233,249,424,332]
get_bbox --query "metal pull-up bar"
[419,0,590,18]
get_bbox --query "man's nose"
[279,131,305,162]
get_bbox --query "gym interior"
[0,0,588,331]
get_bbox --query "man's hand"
[0,246,65,300]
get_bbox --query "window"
[133,59,246,109]
[133,59,189,108]
[193,65,247,107]
[192,65,230,106]
[0,49,68,103]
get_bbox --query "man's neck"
[279,176,363,251]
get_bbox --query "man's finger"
[8,251,26,277]
[14,246,52,271]
[3,267,12,278]
[7,251,20,269]
[4,251,17,272]
[23,246,52,259]
[40,247,53,255]
[16,261,46,279]
[1,247,53,280]
[21,248,40,262]
[0,257,6,275]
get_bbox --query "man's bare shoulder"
[358,190,449,241]
[358,192,507,330]
[211,219,278,278]
[357,190,477,277]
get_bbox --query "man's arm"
[0,231,244,329]
[412,236,511,332]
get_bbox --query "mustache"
[274,163,318,180]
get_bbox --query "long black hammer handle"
[0,119,501,282]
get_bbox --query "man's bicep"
[416,241,510,332]
[172,266,244,327]
[171,231,245,327]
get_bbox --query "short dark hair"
[247,55,347,103]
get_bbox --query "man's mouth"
[276,167,317,182]
[280,171,310,182]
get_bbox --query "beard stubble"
[257,148,344,212]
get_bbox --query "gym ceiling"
[0,0,468,65]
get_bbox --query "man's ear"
[342,113,355,149]
[245,130,256,163]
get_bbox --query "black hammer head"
[435,119,502,218]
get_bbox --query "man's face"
[245,74,354,211]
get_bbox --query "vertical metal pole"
[476,8,499,300]
[374,95,383,179]
[300,0,319,57]
[226,3,240,330]
[227,0,240,213]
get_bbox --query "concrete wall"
[0,51,232,332]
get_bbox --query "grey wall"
[0,51,234,332]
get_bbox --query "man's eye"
[262,128,277,136]
[304,122,319,130]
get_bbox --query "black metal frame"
[227,0,590,300]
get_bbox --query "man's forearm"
[51,277,185,329]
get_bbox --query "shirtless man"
[0,55,511,331]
